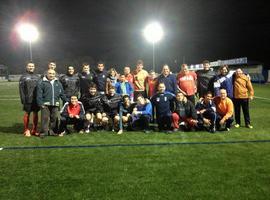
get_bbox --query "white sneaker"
[117,129,123,135]
[85,129,90,133]
[59,131,65,137]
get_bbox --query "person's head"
[46,69,56,81]
[220,89,227,100]
[158,82,166,93]
[124,66,131,75]
[148,70,156,80]
[136,60,144,71]
[181,64,189,75]
[67,66,75,75]
[176,92,186,102]
[70,95,78,105]
[119,74,126,82]
[235,68,243,76]
[162,64,170,76]
[48,62,56,70]
[82,63,90,73]
[203,91,213,104]
[219,65,229,76]
[97,61,105,72]
[122,95,130,105]
[109,68,117,77]
[26,62,35,73]
[137,94,146,105]
[202,60,210,71]
[108,86,116,96]
[88,83,97,95]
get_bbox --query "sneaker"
[117,129,123,135]
[246,124,253,129]
[144,130,151,134]
[59,131,66,137]
[85,129,90,133]
[79,130,84,134]
[31,130,39,136]
[234,124,240,128]
[173,128,179,132]
[209,127,216,133]
[24,129,31,137]
[226,128,230,132]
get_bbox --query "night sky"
[0,0,269,73]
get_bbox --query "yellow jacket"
[234,74,254,99]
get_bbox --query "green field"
[0,82,270,200]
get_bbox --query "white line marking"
[254,96,270,101]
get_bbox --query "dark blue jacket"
[213,71,234,99]
[151,92,175,117]
[157,74,177,94]
[94,70,107,93]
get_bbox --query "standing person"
[145,70,157,98]
[177,64,197,104]
[172,92,198,131]
[59,95,85,136]
[131,94,152,133]
[106,68,119,94]
[19,62,40,137]
[213,89,234,131]
[151,82,175,132]
[213,65,234,99]
[233,68,254,129]
[132,60,148,101]
[124,65,134,88]
[37,69,67,137]
[156,64,177,94]
[59,65,80,102]
[78,63,95,97]
[94,61,108,95]
[195,91,216,133]
[42,61,59,78]
[115,74,134,99]
[196,60,216,98]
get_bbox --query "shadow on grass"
[0,123,24,134]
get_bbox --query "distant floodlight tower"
[17,23,39,61]
[143,22,164,72]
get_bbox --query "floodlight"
[143,22,163,43]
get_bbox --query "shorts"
[23,103,40,113]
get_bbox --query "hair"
[204,91,213,97]
[122,95,130,101]
[26,61,34,66]
[88,83,97,89]
[108,68,117,76]
[97,61,105,66]
[219,64,229,72]
[108,85,115,90]
[149,70,155,74]
[67,65,74,71]
[202,60,210,65]
[137,94,145,99]
[136,60,143,66]
[176,91,186,96]
[82,62,89,67]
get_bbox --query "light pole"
[17,23,39,61]
[143,22,163,72]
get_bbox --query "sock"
[23,113,30,132]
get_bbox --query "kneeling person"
[59,96,85,136]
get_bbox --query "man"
[145,70,157,98]
[172,92,198,131]
[124,65,134,89]
[196,60,216,97]
[213,89,234,131]
[80,83,106,133]
[233,68,254,129]
[115,74,134,99]
[156,64,177,94]
[59,95,85,136]
[103,86,122,131]
[59,65,80,102]
[177,64,197,104]
[42,61,59,78]
[151,82,175,132]
[37,69,67,137]
[195,91,216,133]
[19,62,40,137]
[131,94,152,133]
[213,65,234,99]
[116,95,137,134]
[132,60,148,101]
[93,61,107,94]
[78,63,95,97]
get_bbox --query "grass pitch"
[0,82,270,200]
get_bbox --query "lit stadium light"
[143,22,164,72]
[17,23,39,61]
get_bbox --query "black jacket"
[78,71,95,96]
[196,69,216,97]
[93,70,107,92]
[19,72,40,104]
[103,93,122,115]
[173,99,197,119]
[80,92,104,114]
[59,73,80,98]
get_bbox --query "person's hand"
[203,118,211,126]
[200,109,206,114]
[69,114,74,118]
[75,115,80,119]
[219,119,225,125]
[249,96,254,100]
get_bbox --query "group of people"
[19,59,254,137]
